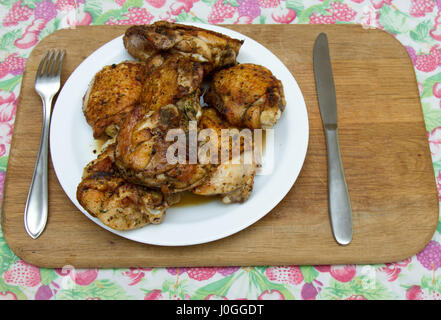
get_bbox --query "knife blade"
[313,33,353,245]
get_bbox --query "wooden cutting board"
[1,25,439,268]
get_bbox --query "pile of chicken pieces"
[77,22,286,231]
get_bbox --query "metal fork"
[24,49,65,239]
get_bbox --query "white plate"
[49,23,309,246]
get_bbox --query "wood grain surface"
[1,24,439,268]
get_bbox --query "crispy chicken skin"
[205,63,286,129]
[141,53,203,118]
[76,144,179,230]
[123,21,244,74]
[83,61,146,138]
[114,52,211,193]
[115,104,212,193]
[192,108,256,203]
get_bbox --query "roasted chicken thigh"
[205,63,286,129]
[192,108,256,203]
[76,144,179,230]
[83,61,146,138]
[123,21,244,74]
[115,104,212,193]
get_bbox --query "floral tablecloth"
[0,0,441,300]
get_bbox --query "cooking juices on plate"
[77,21,286,231]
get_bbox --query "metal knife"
[313,33,353,245]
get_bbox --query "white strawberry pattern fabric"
[0,0,441,300]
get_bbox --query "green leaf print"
[0,278,27,300]
[121,0,143,10]
[421,73,441,99]
[410,20,432,43]
[250,269,295,300]
[84,0,103,20]
[55,280,130,300]
[202,0,217,7]
[422,102,441,133]
[191,274,236,300]
[297,0,333,24]
[0,236,18,274]
[38,19,60,41]
[300,266,318,283]
[0,156,8,171]
[0,30,21,52]
[223,0,239,7]
[21,0,39,9]
[93,1,143,27]
[0,76,21,92]
[379,6,411,35]
[40,269,58,286]
[0,0,17,8]
[320,276,393,300]
[286,0,304,14]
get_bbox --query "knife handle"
[324,127,353,245]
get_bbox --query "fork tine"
[35,51,49,79]
[49,49,60,76]
[41,49,54,77]
[55,50,66,78]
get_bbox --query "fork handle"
[24,96,52,239]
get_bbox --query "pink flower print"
[238,0,261,20]
[309,13,337,24]
[257,0,279,8]
[170,0,199,16]
[406,285,424,300]
[216,266,240,276]
[205,294,228,300]
[0,92,17,122]
[106,7,154,25]
[35,0,57,21]
[416,240,441,284]
[56,0,78,11]
[265,266,303,285]
[0,122,13,157]
[271,7,297,24]
[208,0,236,24]
[428,127,441,162]
[329,2,356,22]
[370,0,392,9]
[2,1,33,27]
[3,260,41,287]
[258,289,285,300]
[70,269,98,286]
[0,171,6,203]
[144,289,164,300]
[410,0,435,18]
[431,11,441,41]
[55,267,98,286]
[314,265,331,273]
[123,268,152,286]
[187,267,217,281]
[301,283,319,300]
[234,16,254,24]
[329,265,356,282]
[166,267,188,275]
[0,292,18,300]
[146,0,167,8]
[15,19,47,49]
